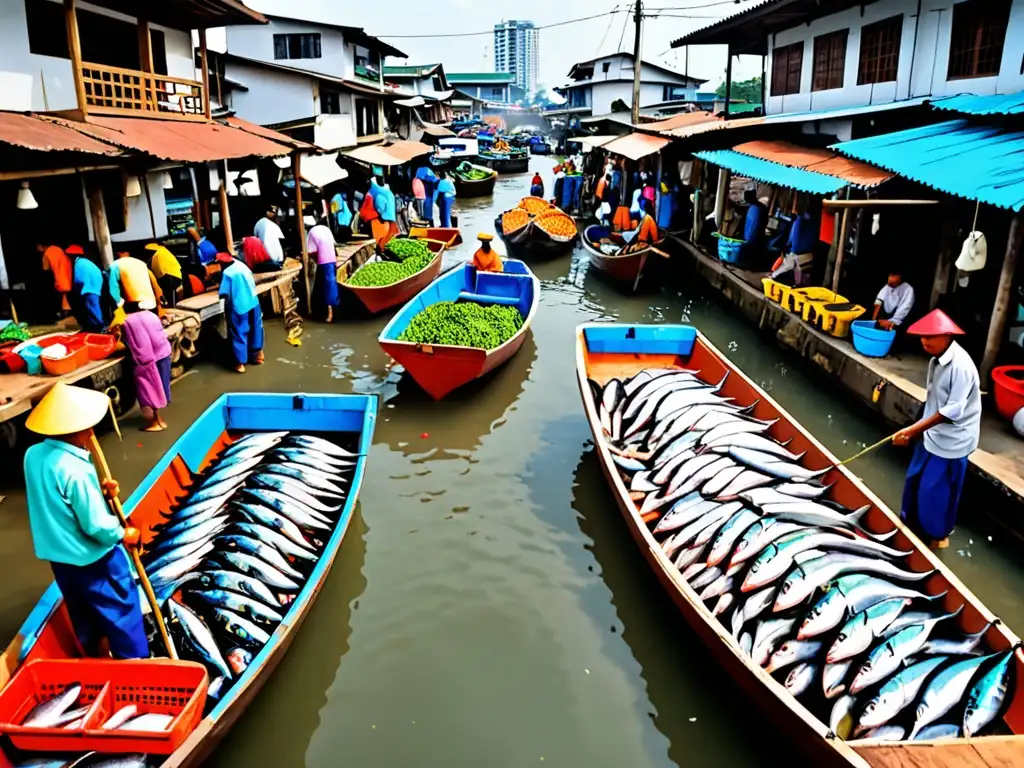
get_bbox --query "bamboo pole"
[198,29,211,120]
[64,0,88,117]
[218,161,236,256]
[830,209,851,295]
[87,435,177,660]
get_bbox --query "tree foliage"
[715,76,762,103]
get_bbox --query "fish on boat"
[0,393,375,768]
[576,323,1023,765]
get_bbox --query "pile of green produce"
[385,238,433,262]
[0,322,30,342]
[347,251,433,287]
[398,301,524,350]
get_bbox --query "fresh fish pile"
[141,431,355,710]
[18,685,172,737]
[589,368,1015,742]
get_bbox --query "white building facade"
[493,20,539,95]
[556,54,706,117]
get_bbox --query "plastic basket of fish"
[0,659,208,754]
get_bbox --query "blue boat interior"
[382,262,535,339]
[583,324,696,356]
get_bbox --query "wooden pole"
[85,177,114,268]
[141,172,157,239]
[630,0,643,126]
[294,153,311,310]
[218,161,235,255]
[830,209,851,294]
[137,18,154,112]
[87,436,178,660]
[198,28,211,120]
[64,0,88,117]
[929,217,958,311]
[714,167,729,228]
[724,44,733,115]
[981,213,1023,386]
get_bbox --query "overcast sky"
[238,0,762,92]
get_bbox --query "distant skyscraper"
[493,20,539,95]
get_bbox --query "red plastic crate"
[0,659,208,755]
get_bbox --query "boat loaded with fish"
[0,393,375,768]
[582,224,663,291]
[576,323,1024,767]
[341,237,447,314]
[379,261,539,400]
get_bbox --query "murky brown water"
[0,157,1020,767]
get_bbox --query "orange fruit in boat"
[536,211,577,238]
[502,209,530,234]
[518,197,551,215]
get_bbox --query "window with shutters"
[812,31,848,91]
[273,33,321,60]
[858,15,903,84]
[947,0,1011,80]
[770,43,803,96]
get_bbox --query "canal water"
[0,157,1020,767]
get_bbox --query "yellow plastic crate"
[790,287,844,317]
[808,302,867,338]
[761,278,793,307]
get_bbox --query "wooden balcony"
[80,63,209,121]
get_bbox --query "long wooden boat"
[575,322,1024,768]
[452,164,498,197]
[0,392,376,768]
[582,224,656,290]
[494,213,533,249]
[477,151,530,175]
[407,227,463,248]
[341,238,446,315]
[495,210,577,260]
[379,260,539,400]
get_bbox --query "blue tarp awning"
[932,91,1024,116]
[694,149,848,195]
[832,119,1024,211]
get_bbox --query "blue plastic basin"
[851,320,896,358]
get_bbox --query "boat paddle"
[87,435,178,660]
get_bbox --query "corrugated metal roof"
[0,113,123,155]
[671,0,786,47]
[603,132,671,161]
[641,112,720,133]
[225,116,316,150]
[694,149,848,195]
[733,140,893,188]
[761,98,929,124]
[661,115,764,139]
[832,119,1024,211]
[343,141,431,167]
[932,91,1024,116]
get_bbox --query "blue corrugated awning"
[694,149,848,195]
[832,119,1024,211]
[932,91,1024,116]
[761,97,929,124]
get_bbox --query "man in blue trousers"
[217,252,264,373]
[894,309,981,550]
[24,382,147,659]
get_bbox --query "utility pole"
[631,0,643,125]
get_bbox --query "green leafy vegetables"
[398,302,524,350]
[385,238,432,262]
[347,251,434,287]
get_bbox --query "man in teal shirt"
[216,252,264,373]
[23,382,146,659]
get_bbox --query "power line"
[594,4,624,57]
[645,0,751,9]
[380,11,619,39]
[616,1,634,53]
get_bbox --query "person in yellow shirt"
[144,243,182,308]
[108,252,162,315]
[471,233,503,273]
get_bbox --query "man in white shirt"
[872,268,915,331]
[894,309,981,550]
[253,208,285,265]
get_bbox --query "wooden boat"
[379,260,539,400]
[407,227,463,248]
[477,150,530,175]
[575,322,1024,768]
[582,224,658,290]
[341,238,446,315]
[452,164,498,197]
[495,207,577,260]
[0,392,376,768]
[494,213,532,249]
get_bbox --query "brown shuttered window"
[947,0,1012,80]
[813,31,848,91]
[771,43,803,96]
[858,15,903,84]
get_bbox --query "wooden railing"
[80,62,208,120]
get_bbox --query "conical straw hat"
[26,382,111,436]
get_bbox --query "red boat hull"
[343,249,444,314]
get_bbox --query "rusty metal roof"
[0,113,123,156]
[732,140,894,188]
[224,117,317,151]
[603,132,671,161]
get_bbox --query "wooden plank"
[64,0,88,116]
[0,356,123,424]
[85,176,114,268]
[854,741,1017,768]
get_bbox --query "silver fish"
[672,457,736,499]
[664,454,722,495]
[675,542,709,571]
[913,724,961,741]
[706,508,760,567]
[680,561,707,582]
[909,652,1000,739]
[233,521,316,560]
[652,494,709,534]
[650,450,696,486]
[72,754,148,768]
[650,431,706,468]
[823,659,853,699]
[851,611,961,693]
[784,662,818,697]
[728,518,807,568]
[169,599,232,680]
[187,477,245,506]
[651,385,729,426]
[664,503,738,556]
[224,431,288,453]
[859,725,906,742]
[147,542,217,599]
[190,569,280,608]
[630,471,659,494]
[693,503,744,547]
[650,406,730,450]
[714,470,775,501]
[922,622,991,656]
[739,632,753,657]
[704,433,802,461]
[211,607,271,649]
[858,657,950,730]
[271,448,350,472]
[601,378,624,414]
[240,489,331,530]
[261,463,347,494]
[612,453,646,473]
[216,551,300,590]
[192,590,283,625]
[726,448,824,480]
[830,695,857,741]
[170,494,232,523]
[101,705,138,730]
[198,455,264,489]
[765,640,823,674]
[248,476,342,514]
[732,586,776,638]
[699,572,735,601]
[149,515,229,555]
[700,465,745,498]
[774,482,831,499]
[697,419,774,450]
[119,713,174,731]
[751,618,796,667]
[690,566,722,591]
[217,534,304,579]
[289,434,355,458]
[775,554,931,612]
[146,538,217,576]
[799,577,944,639]
[712,593,735,616]
[963,651,1014,737]
[623,368,684,395]
[828,598,913,663]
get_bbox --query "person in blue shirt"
[770,205,819,286]
[67,245,107,332]
[436,171,456,228]
[23,382,146,659]
[331,191,354,240]
[740,189,768,263]
[216,252,264,373]
[187,227,218,266]
[415,166,439,225]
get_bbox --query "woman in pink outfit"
[117,309,172,432]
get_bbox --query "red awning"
[603,132,671,161]
[733,140,894,188]
[51,116,293,162]
[641,112,720,133]
[0,113,123,155]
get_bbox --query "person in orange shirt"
[634,199,660,248]
[39,243,73,315]
[471,233,503,273]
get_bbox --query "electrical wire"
[380,10,621,39]
[616,1,634,53]
[594,4,623,57]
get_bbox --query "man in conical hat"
[894,309,981,550]
[23,383,147,658]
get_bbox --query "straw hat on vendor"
[471,233,503,274]
[893,309,981,550]
[23,383,148,658]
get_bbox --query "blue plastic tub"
[851,320,896,358]
[17,344,43,375]
[717,237,744,264]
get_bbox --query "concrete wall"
[225,60,316,125]
[0,0,195,112]
[765,0,1024,115]
[225,17,349,79]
